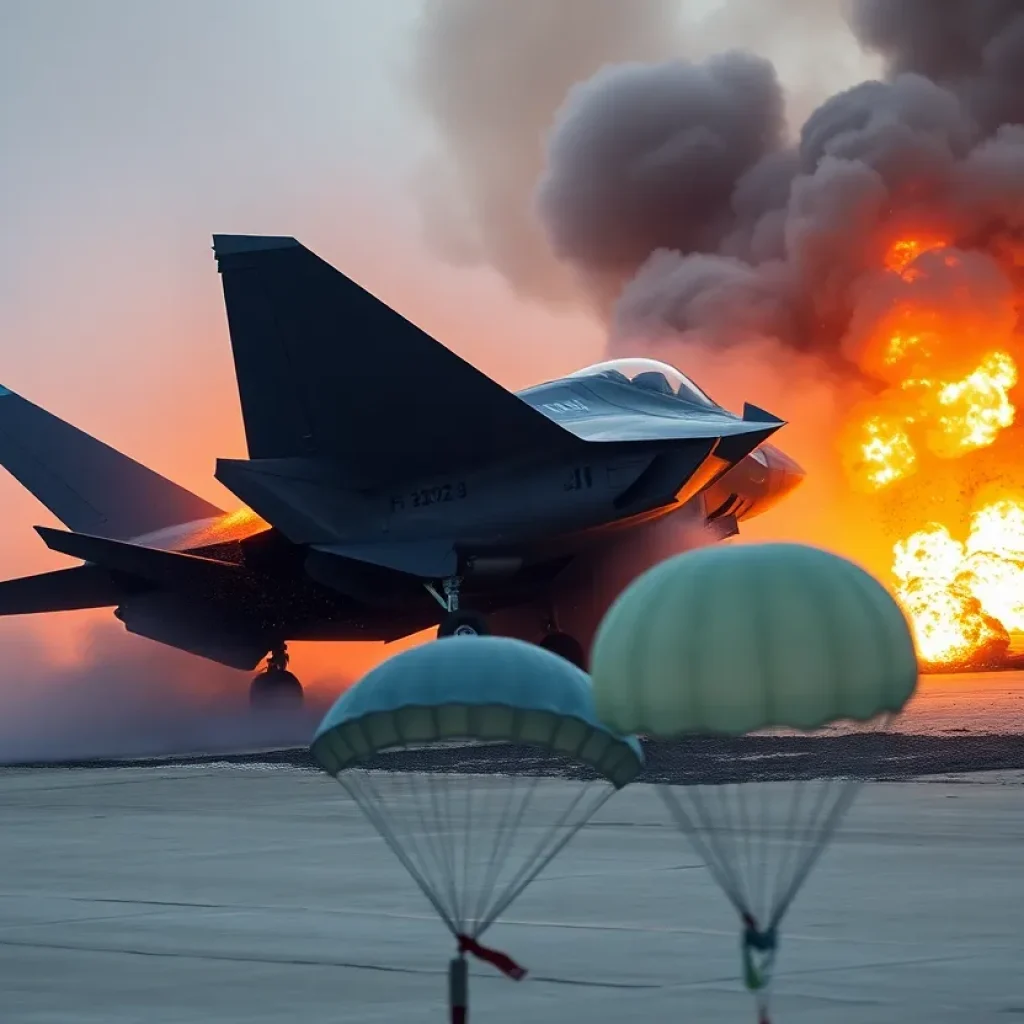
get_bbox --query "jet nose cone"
[763,444,805,495]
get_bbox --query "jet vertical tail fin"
[212,234,581,486]
[0,386,224,539]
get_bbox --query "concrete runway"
[2,763,1023,1023]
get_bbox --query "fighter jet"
[0,235,804,707]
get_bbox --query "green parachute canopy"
[590,542,919,1023]
[591,541,919,738]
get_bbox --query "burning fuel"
[890,500,1024,668]
[842,237,1024,669]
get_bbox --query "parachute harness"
[741,912,778,1024]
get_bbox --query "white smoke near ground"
[0,621,344,765]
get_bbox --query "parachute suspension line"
[484,782,612,929]
[340,771,456,931]
[769,776,863,930]
[469,768,540,931]
[659,785,749,915]
[342,766,535,981]
[339,748,615,994]
[659,771,866,1023]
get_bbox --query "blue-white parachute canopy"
[312,635,643,788]
[310,637,643,1006]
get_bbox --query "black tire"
[539,631,587,671]
[249,669,304,710]
[437,609,491,638]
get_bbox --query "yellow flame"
[891,503,1024,666]
[849,414,917,491]
[885,236,949,275]
[884,331,926,366]
[852,351,1017,495]
[928,351,1017,455]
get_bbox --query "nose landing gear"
[427,576,491,638]
[250,643,304,710]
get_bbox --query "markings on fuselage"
[541,399,589,415]
[390,481,467,512]
[564,466,594,491]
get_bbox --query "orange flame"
[892,519,1011,666]
[884,234,950,275]
[845,413,917,491]
[845,236,1023,668]
[902,351,1017,457]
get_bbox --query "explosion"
[847,237,1024,669]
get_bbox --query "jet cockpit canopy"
[566,357,717,407]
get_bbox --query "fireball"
[891,522,1012,667]
[845,413,917,491]
[845,236,1024,669]
[895,575,1008,667]
[916,351,1017,457]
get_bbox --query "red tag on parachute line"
[457,935,527,980]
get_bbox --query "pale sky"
[1,1,431,552]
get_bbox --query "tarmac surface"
[1,765,1023,1023]
[1,670,1023,1022]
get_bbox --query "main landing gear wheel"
[437,609,491,638]
[250,644,304,710]
[539,631,587,671]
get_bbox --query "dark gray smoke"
[537,51,787,285]
[537,68,979,362]
[528,1,1024,373]
[407,0,683,303]
[0,623,343,765]
[848,0,1024,133]
[408,0,1024,381]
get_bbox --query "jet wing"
[34,527,248,591]
[0,383,223,539]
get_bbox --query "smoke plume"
[410,0,1024,377]
[539,58,1024,371]
[537,51,788,299]
[848,0,1024,133]
[407,0,684,304]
